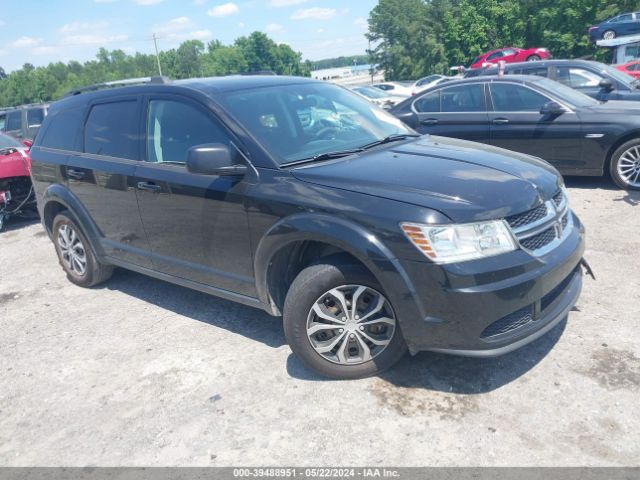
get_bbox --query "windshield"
[534,78,600,107]
[353,86,387,99]
[0,133,22,150]
[598,62,636,86]
[221,82,413,165]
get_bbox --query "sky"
[0,0,378,73]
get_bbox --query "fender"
[42,184,106,259]
[253,213,427,321]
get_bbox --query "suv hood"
[291,136,562,223]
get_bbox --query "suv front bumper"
[391,212,586,356]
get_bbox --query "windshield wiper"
[360,133,421,150]
[281,148,364,167]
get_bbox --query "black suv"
[466,59,640,102]
[31,76,586,379]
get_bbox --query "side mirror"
[540,101,566,116]
[599,78,615,92]
[186,143,247,176]
[22,139,33,149]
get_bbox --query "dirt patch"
[582,348,640,391]
[369,378,479,420]
[0,292,20,305]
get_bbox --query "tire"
[52,212,114,287]
[283,261,407,379]
[526,54,541,61]
[609,139,640,190]
[603,30,616,40]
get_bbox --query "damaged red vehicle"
[0,132,36,231]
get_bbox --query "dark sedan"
[465,59,640,102]
[589,12,640,42]
[390,75,640,190]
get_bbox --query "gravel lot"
[1,177,639,467]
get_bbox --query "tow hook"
[580,257,596,280]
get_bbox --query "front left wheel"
[52,212,114,287]
[283,260,407,379]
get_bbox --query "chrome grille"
[507,190,571,256]
[520,226,557,250]
[506,203,548,229]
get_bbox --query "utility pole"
[152,33,163,77]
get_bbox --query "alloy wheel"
[57,224,87,277]
[617,146,640,187]
[603,31,616,40]
[306,284,396,365]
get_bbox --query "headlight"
[401,220,517,264]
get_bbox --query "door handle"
[137,181,162,192]
[67,168,85,180]
[420,118,439,126]
[492,118,510,125]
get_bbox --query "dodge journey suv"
[31,75,586,379]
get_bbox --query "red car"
[0,132,35,231]
[469,47,551,69]
[616,60,640,79]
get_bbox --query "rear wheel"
[610,139,640,190]
[526,54,541,61]
[603,30,616,40]
[283,261,407,379]
[52,212,113,287]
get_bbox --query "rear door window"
[413,91,440,113]
[27,108,45,127]
[440,84,485,112]
[489,83,550,111]
[85,101,139,159]
[6,111,22,131]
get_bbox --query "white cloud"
[0,48,7,56]
[316,28,324,33]
[61,34,129,46]
[268,0,308,7]
[153,17,213,42]
[0,20,6,26]
[32,46,58,56]
[238,22,245,28]
[207,2,239,16]
[155,16,193,34]
[354,17,367,28]
[135,0,163,5]
[291,7,336,20]
[93,0,118,3]
[11,36,42,48]
[60,21,110,33]
[265,23,283,32]
[193,0,206,4]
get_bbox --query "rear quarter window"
[6,111,22,131]
[39,107,86,151]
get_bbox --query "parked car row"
[390,73,640,190]
[0,103,49,141]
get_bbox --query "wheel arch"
[42,184,105,258]
[254,213,423,319]
[606,130,640,171]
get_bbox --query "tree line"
[367,0,640,80]
[0,32,310,108]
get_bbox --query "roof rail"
[0,102,49,112]
[64,75,171,97]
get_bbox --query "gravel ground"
[0,177,639,467]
